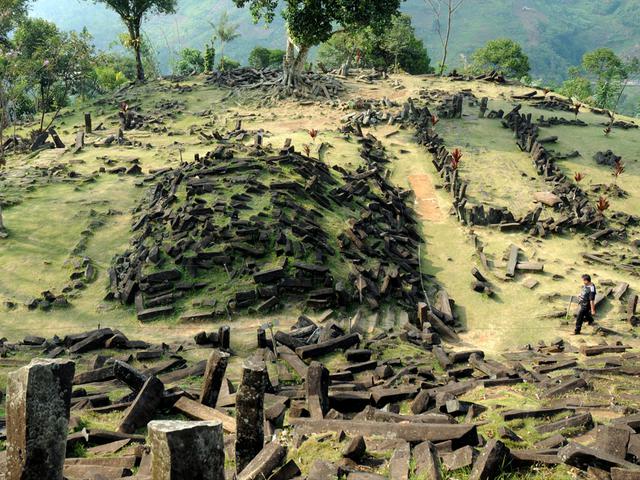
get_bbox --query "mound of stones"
[207,67,345,100]
[3,308,639,479]
[108,131,425,322]
[594,150,623,167]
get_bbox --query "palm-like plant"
[596,196,610,215]
[450,148,462,170]
[210,10,240,71]
[612,159,625,186]
[308,129,319,142]
[574,172,584,183]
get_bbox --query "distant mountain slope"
[30,0,640,82]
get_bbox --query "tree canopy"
[559,48,640,111]
[233,0,402,84]
[470,38,530,79]
[248,46,286,69]
[316,14,432,75]
[13,18,95,130]
[0,0,31,43]
[89,0,177,81]
[234,0,402,50]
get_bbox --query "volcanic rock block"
[148,420,224,480]
[295,333,360,359]
[595,425,632,459]
[535,412,593,434]
[113,360,149,393]
[469,439,511,480]
[414,441,442,480]
[559,442,640,471]
[389,442,410,480]
[6,358,75,480]
[200,350,229,408]
[343,435,366,461]
[269,460,302,480]
[237,442,287,480]
[442,446,478,471]
[69,328,113,353]
[611,468,640,480]
[118,376,164,434]
[306,361,330,419]
[411,390,434,415]
[235,361,268,473]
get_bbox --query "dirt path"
[408,174,444,222]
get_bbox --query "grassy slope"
[0,73,639,357]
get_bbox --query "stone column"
[306,361,329,418]
[218,325,230,350]
[6,358,75,480]
[200,350,229,408]
[235,360,267,473]
[148,420,224,480]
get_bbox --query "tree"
[248,46,286,69]
[174,47,205,75]
[210,10,240,71]
[14,18,95,132]
[115,32,160,80]
[562,48,640,112]
[470,38,530,79]
[233,0,402,86]
[88,0,177,82]
[558,66,592,102]
[0,0,31,44]
[583,49,639,111]
[203,42,216,72]
[425,0,465,76]
[316,14,432,75]
[383,14,413,72]
[92,51,136,92]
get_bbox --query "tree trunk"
[0,204,4,232]
[0,91,5,164]
[131,22,145,82]
[38,82,47,133]
[438,9,453,76]
[282,37,309,88]
[339,47,357,77]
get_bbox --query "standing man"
[574,274,597,335]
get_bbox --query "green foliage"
[558,66,593,101]
[94,65,129,92]
[560,48,640,111]
[248,46,285,69]
[234,0,402,50]
[174,48,205,76]
[89,0,176,81]
[470,38,531,79]
[210,10,241,71]
[316,14,432,74]
[115,32,160,80]
[0,0,30,42]
[203,43,216,72]
[13,18,95,129]
[218,56,240,70]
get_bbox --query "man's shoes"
[571,331,581,335]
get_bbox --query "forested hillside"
[31,0,640,83]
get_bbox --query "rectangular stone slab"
[295,333,360,359]
[173,396,236,433]
[289,419,478,445]
[535,412,593,434]
[237,442,287,480]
